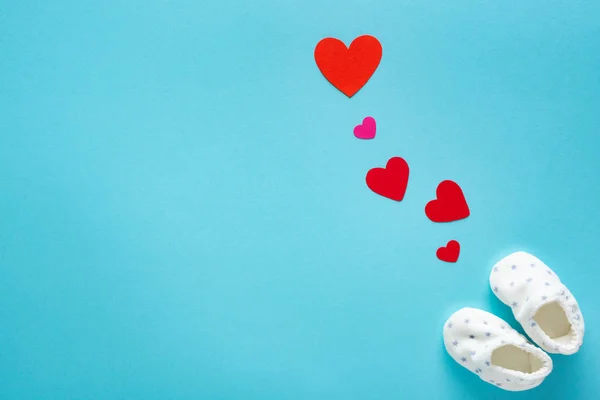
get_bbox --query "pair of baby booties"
[443,251,585,391]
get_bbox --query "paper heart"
[354,117,376,140]
[425,180,470,223]
[314,35,382,97]
[437,240,460,263]
[366,157,409,201]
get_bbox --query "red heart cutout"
[437,240,460,263]
[425,180,470,223]
[314,35,382,97]
[366,157,409,201]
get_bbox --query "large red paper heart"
[437,240,460,263]
[425,180,470,222]
[366,157,409,201]
[314,35,382,97]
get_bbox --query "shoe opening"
[534,301,575,346]
[491,345,544,374]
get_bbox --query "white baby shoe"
[490,251,584,355]
[443,308,553,391]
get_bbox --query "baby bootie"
[490,251,584,355]
[443,307,553,391]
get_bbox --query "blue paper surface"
[1,1,599,399]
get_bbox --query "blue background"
[1,1,599,399]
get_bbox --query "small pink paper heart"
[353,116,376,140]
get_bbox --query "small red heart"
[437,240,460,263]
[366,157,409,201]
[314,35,382,97]
[425,180,470,223]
